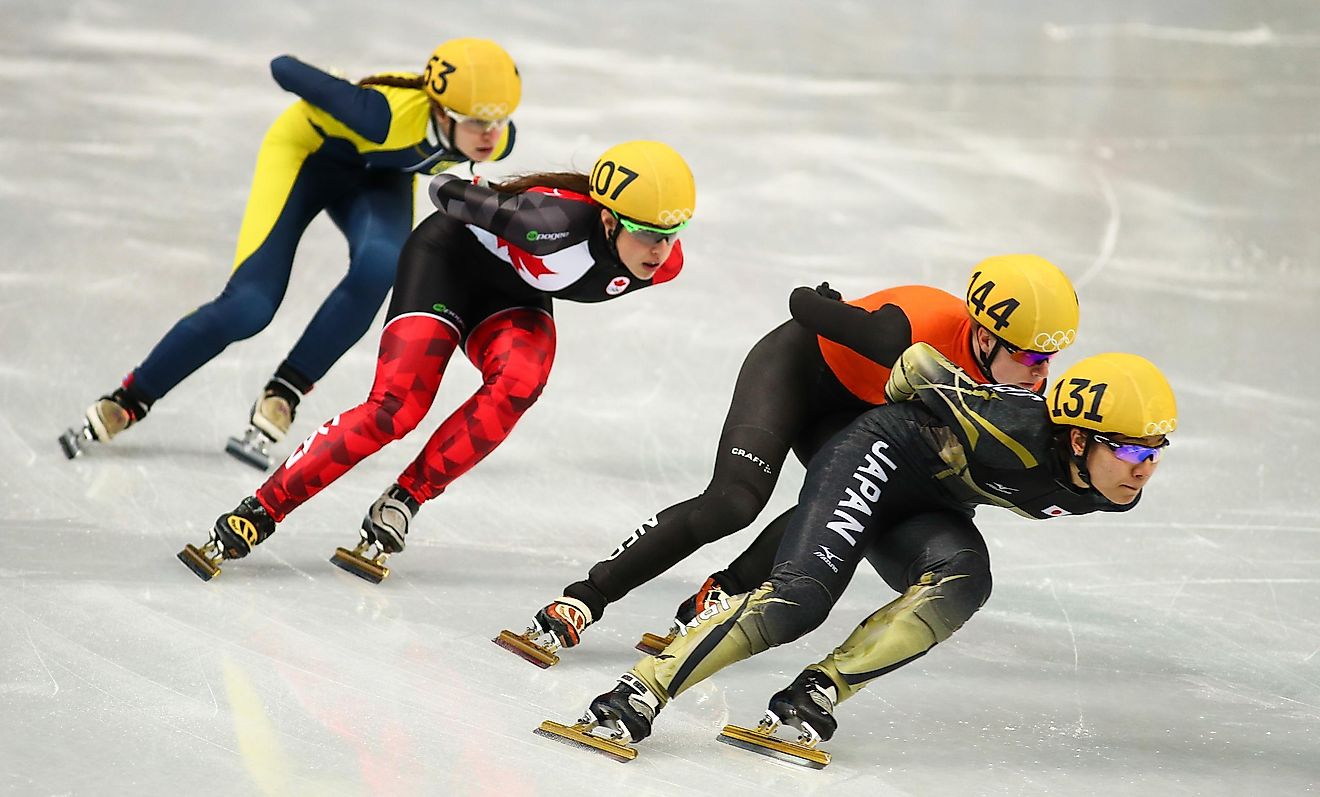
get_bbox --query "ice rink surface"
[3,1,1319,794]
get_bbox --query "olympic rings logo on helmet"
[656,208,694,227]
[1033,329,1077,353]
[465,102,512,119]
[1144,419,1177,436]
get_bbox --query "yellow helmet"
[590,141,696,231]
[422,38,521,119]
[965,255,1079,353]
[1049,353,1178,437]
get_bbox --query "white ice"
[2,1,1318,795]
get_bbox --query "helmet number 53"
[967,271,1021,331]
[424,57,457,96]
[592,160,639,201]
[1051,378,1107,423]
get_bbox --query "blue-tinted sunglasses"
[1092,434,1169,464]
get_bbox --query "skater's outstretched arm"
[270,55,393,144]
[426,174,604,258]
[788,285,917,367]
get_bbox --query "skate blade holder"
[533,720,636,762]
[330,543,390,584]
[717,722,832,769]
[224,427,272,471]
[634,630,675,656]
[58,425,92,460]
[493,630,559,668]
[177,542,222,582]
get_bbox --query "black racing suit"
[631,343,1135,709]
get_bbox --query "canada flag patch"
[1041,505,1072,517]
[606,276,630,295]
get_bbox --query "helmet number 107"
[592,160,639,201]
[967,271,1021,331]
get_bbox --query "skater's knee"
[217,284,280,339]
[751,574,833,647]
[368,390,429,440]
[482,353,552,412]
[914,550,992,637]
[688,481,768,543]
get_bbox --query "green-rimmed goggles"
[612,210,689,245]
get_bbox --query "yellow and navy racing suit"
[120,55,515,405]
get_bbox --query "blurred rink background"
[2,1,1317,794]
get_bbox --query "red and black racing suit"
[253,175,682,519]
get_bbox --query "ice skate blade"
[717,724,830,769]
[534,720,636,762]
[635,631,675,656]
[58,427,88,459]
[177,545,220,582]
[224,436,271,471]
[493,630,559,668]
[330,547,389,583]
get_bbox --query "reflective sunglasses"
[1092,434,1169,464]
[445,110,509,134]
[1000,340,1057,368]
[611,211,689,246]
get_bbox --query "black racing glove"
[812,281,842,300]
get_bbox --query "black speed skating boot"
[177,496,277,581]
[767,668,839,743]
[533,672,663,762]
[585,672,663,744]
[716,668,839,769]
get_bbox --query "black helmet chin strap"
[604,216,624,263]
[428,104,457,152]
[1056,429,1094,490]
[972,326,1006,383]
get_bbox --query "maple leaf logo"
[497,237,556,279]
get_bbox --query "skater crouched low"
[178,140,698,582]
[538,342,1178,767]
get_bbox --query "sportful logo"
[827,439,899,547]
[525,230,571,242]
[605,516,658,561]
[606,276,630,295]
